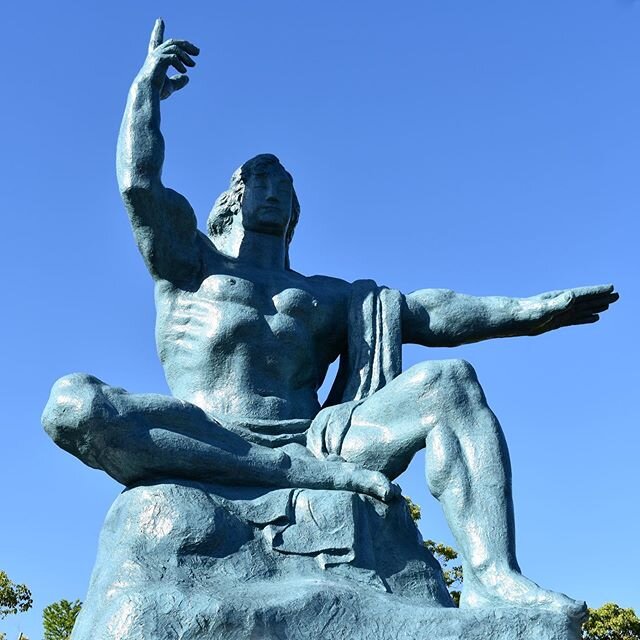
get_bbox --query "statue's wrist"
[133,65,163,93]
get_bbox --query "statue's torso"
[155,258,349,422]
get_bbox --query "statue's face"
[240,162,294,237]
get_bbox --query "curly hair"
[207,154,300,256]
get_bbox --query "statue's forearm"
[117,74,165,193]
[402,289,536,346]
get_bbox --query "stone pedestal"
[71,482,581,640]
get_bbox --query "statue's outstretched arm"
[402,284,618,347]
[116,19,202,283]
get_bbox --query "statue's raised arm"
[116,19,201,283]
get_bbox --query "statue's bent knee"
[404,359,477,392]
[42,373,113,465]
[437,358,477,381]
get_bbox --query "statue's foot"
[460,567,587,622]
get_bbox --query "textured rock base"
[71,482,581,640]
[76,580,581,640]
[210,586,582,640]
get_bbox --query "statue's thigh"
[352,361,447,428]
[338,364,438,471]
[351,358,487,435]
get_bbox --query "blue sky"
[1,1,638,637]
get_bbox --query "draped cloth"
[308,279,403,459]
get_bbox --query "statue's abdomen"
[154,278,326,420]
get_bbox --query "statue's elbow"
[119,178,156,206]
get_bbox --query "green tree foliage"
[404,497,463,605]
[0,570,33,619]
[404,496,423,523]
[423,538,463,606]
[43,599,82,640]
[583,602,640,640]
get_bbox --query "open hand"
[525,284,619,336]
[140,18,200,100]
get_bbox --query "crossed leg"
[339,358,586,618]
[41,373,396,501]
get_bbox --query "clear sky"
[1,1,638,637]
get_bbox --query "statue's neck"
[213,227,288,271]
[236,231,287,270]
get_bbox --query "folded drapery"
[310,280,403,458]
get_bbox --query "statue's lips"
[258,206,286,219]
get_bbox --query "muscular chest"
[199,273,321,317]
[157,273,341,351]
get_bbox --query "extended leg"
[42,373,396,501]
[340,359,586,618]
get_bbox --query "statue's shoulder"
[292,271,352,300]
[152,234,231,294]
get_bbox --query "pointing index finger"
[148,18,165,53]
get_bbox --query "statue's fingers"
[558,311,600,327]
[582,302,611,314]
[544,312,598,333]
[148,18,165,53]
[168,74,189,93]
[159,53,187,74]
[575,295,618,314]
[348,468,396,503]
[163,39,200,56]
[573,292,618,312]
[571,284,615,300]
[592,291,619,304]
[162,45,196,67]
[571,314,600,326]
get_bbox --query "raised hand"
[523,284,619,336]
[140,18,200,100]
